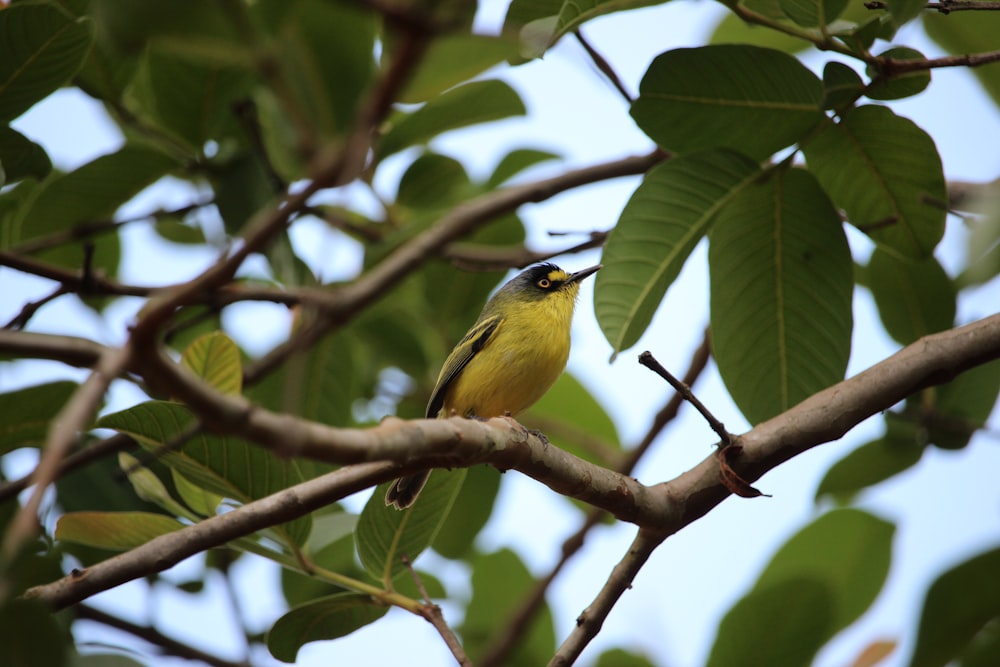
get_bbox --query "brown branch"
[4,286,70,329]
[877,49,1000,75]
[403,556,473,666]
[865,0,1000,11]
[574,30,633,104]
[0,249,155,298]
[549,529,665,667]
[75,604,251,667]
[2,344,134,561]
[638,350,732,445]
[24,314,1000,609]
[25,462,396,609]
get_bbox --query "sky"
[3,1,1000,666]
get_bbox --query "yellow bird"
[385,262,602,509]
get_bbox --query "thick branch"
[24,313,1000,609]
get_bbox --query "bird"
[385,262,602,509]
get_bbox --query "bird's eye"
[537,278,551,289]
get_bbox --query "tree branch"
[24,314,1000,610]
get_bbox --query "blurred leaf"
[267,592,389,663]
[171,468,222,517]
[357,470,467,582]
[503,0,667,58]
[154,219,206,245]
[959,621,1000,667]
[802,105,946,258]
[463,548,556,664]
[522,372,621,464]
[249,329,358,430]
[865,47,931,101]
[378,80,526,159]
[815,418,925,502]
[55,511,184,550]
[630,45,823,160]
[710,10,810,54]
[924,12,1000,109]
[0,127,52,182]
[0,599,68,667]
[0,3,94,123]
[957,186,1000,288]
[823,61,865,109]
[6,144,175,273]
[885,0,927,29]
[595,648,657,667]
[282,532,361,606]
[128,46,253,150]
[928,358,1000,450]
[55,446,156,515]
[779,0,848,27]
[73,654,147,667]
[396,152,472,211]
[180,331,243,396]
[486,148,560,188]
[118,452,190,517]
[755,509,895,635]
[707,577,833,667]
[401,33,518,103]
[909,547,1000,667]
[595,149,760,356]
[212,150,276,233]
[432,464,501,559]
[263,0,376,139]
[98,401,312,547]
[90,0,246,58]
[867,249,955,345]
[0,381,77,454]
[709,168,853,424]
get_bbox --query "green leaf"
[463,548,556,664]
[885,0,927,28]
[909,547,1000,667]
[924,11,1000,109]
[595,648,657,667]
[0,599,68,667]
[171,469,223,517]
[432,465,501,559]
[55,511,185,551]
[0,127,51,182]
[710,12,810,54]
[802,105,946,258]
[128,46,253,150]
[815,418,925,502]
[0,381,77,454]
[779,0,848,27]
[754,509,895,634]
[709,168,853,424]
[267,592,389,663]
[867,249,955,345]
[356,470,467,582]
[401,34,519,103]
[98,401,312,547]
[630,45,824,159]
[822,61,865,109]
[117,452,190,518]
[0,3,94,122]
[486,148,561,189]
[264,0,376,139]
[928,358,1000,450]
[180,331,243,396]
[378,80,526,160]
[865,47,931,101]
[595,150,761,356]
[154,219,206,245]
[212,150,276,232]
[707,577,833,667]
[396,152,472,211]
[522,372,621,464]
[6,144,175,272]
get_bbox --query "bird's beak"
[566,264,602,284]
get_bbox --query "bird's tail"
[384,471,430,509]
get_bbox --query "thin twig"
[548,529,665,667]
[403,556,473,666]
[638,351,732,445]
[76,604,251,667]
[865,0,1000,10]
[574,30,633,104]
[3,285,70,329]
[444,230,609,272]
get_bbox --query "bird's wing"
[425,314,501,418]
